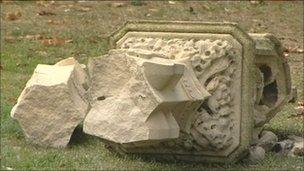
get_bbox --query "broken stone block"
[11,58,88,148]
[84,49,207,143]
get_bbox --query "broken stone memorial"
[11,21,294,163]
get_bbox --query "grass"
[1,1,303,170]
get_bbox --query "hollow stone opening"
[259,81,278,107]
[259,65,272,83]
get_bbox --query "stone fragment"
[11,58,88,147]
[290,142,304,156]
[257,130,278,152]
[248,146,265,164]
[288,135,304,157]
[272,139,294,155]
[84,49,207,143]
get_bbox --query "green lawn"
[1,1,303,170]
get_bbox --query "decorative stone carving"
[11,58,89,148]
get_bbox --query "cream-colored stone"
[11,58,88,148]
[84,50,207,143]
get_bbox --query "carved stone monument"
[11,21,293,163]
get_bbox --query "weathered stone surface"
[290,141,304,156]
[257,130,278,152]
[82,21,291,163]
[272,139,294,155]
[288,136,304,157]
[248,146,265,164]
[11,57,88,147]
[84,49,207,143]
[85,21,258,163]
[251,34,292,131]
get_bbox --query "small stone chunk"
[257,130,278,152]
[11,58,89,148]
[288,135,304,157]
[272,139,294,155]
[248,146,265,164]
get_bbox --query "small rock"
[290,141,304,156]
[248,146,265,164]
[272,139,294,155]
[288,135,304,157]
[250,0,263,5]
[257,130,278,152]
[112,2,127,7]
[6,12,21,21]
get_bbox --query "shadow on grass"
[69,125,97,146]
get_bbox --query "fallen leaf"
[189,6,195,14]
[202,4,210,10]
[64,9,71,12]
[297,49,304,53]
[0,64,3,70]
[37,51,48,56]
[47,20,62,25]
[112,2,127,7]
[168,1,176,5]
[283,52,289,57]
[7,97,17,104]
[224,8,230,12]
[78,7,91,12]
[23,34,43,40]
[4,36,17,43]
[290,101,304,118]
[65,39,73,43]
[131,1,146,6]
[6,12,21,21]
[36,1,55,7]
[148,8,159,12]
[41,38,72,46]
[250,0,263,5]
[284,46,304,54]
[37,10,55,16]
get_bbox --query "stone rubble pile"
[10,21,302,163]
